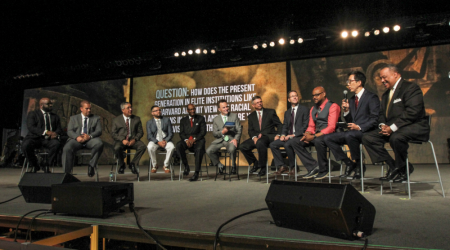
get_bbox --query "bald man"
[22,97,63,173]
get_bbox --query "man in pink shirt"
[292,86,340,180]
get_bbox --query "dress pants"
[176,139,205,171]
[290,137,327,172]
[239,136,270,169]
[114,140,147,166]
[269,138,298,168]
[206,140,237,168]
[147,141,175,167]
[62,138,104,174]
[324,130,363,161]
[22,137,61,167]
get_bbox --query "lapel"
[128,116,134,135]
[293,106,301,124]
[218,114,225,126]
[259,109,267,129]
[353,90,367,117]
[36,110,45,127]
[386,79,403,117]
[77,114,83,132]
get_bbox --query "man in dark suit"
[147,105,175,173]
[240,96,283,177]
[176,104,207,182]
[111,102,146,175]
[324,71,380,179]
[22,97,63,173]
[62,100,104,177]
[269,90,309,175]
[362,64,429,182]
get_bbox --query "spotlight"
[188,50,193,55]
[383,27,390,33]
[351,30,358,37]
[278,38,285,45]
[364,31,370,37]
[181,51,186,56]
[253,42,259,50]
[174,52,179,57]
[297,37,304,43]
[195,48,201,54]
[203,49,208,54]
[341,31,348,38]
[262,42,268,48]
[269,41,275,47]
[289,38,295,44]
[374,30,380,35]
[211,48,216,54]
[393,25,401,31]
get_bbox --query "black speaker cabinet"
[18,173,80,204]
[265,180,375,240]
[52,182,134,218]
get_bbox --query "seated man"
[147,105,175,173]
[176,104,206,182]
[111,102,146,175]
[62,100,104,177]
[324,71,380,179]
[22,97,63,173]
[269,90,309,175]
[206,99,242,176]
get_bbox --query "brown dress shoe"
[151,165,158,173]
[163,166,171,173]
[289,168,300,175]
[275,166,289,174]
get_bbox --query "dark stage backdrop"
[21,79,130,165]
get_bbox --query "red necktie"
[190,117,193,127]
[355,96,359,109]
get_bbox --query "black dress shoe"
[302,166,319,179]
[386,167,402,180]
[183,165,190,176]
[230,167,237,175]
[352,164,366,180]
[249,160,259,173]
[393,164,414,183]
[129,163,138,174]
[339,162,356,178]
[88,165,95,177]
[189,173,199,182]
[218,163,224,174]
[257,170,266,177]
[118,164,125,174]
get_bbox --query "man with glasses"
[176,104,206,182]
[296,87,340,180]
[147,105,175,174]
[323,71,380,179]
[206,99,242,176]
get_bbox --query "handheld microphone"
[343,90,348,102]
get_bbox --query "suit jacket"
[211,113,242,144]
[179,114,206,141]
[67,114,102,140]
[25,109,63,139]
[344,89,380,133]
[111,115,144,142]
[280,105,309,137]
[379,79,429,140]
[146,117,173,143]
[248,108,282,142]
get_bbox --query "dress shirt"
[306,98,341,135]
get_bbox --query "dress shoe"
[151,165,158,173]
[163,166,171,173]
[393,164,414,183]
[88,165,95,177]
[189,172,199,182]
[289,167,300,175]
[314,171,329,180]
[183,165,190,176]
[302,166,319,179]
[218,163,225,174]
[257,169,266,177]
[129,163,138,174]
[118,164,125,174]
[275,166,289,175]
[386,167,402,181]
[339,162,356,178]
[249,160,259,173]
[352,164,366,180]
[230,167,237,175]
[28,165,40,173]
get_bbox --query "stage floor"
[1,164,449,249]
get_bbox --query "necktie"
[288,108,295,135]
[44,113,50,131]
[125,118,130,141]
[190,117,193,127]
[157,119,163,141]
[223,116,229,141]
[386,89,394,117]
[83,117,88,134]
[355,96,359,109]
[258,111,262,130]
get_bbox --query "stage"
[0,164,449,249]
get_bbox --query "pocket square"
[393,98,401,103]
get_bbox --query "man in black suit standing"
[269,90,309,175]
[240,96,283,177]
[62,100,104,177]
[111,102,146,175]
[22,97,63,173]
[176,104,207,182]
[324,71,380,179]
[362,64,429,182]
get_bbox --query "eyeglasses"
[152,109,160,112]
[346,79,359,84]
[187,108,195,111]
[312,92,323,97]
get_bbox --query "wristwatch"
[313,134,317,139]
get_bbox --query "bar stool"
[110,150,140,182]
[179,153,208,181]
[148,148,175,181]
[214,146,240,181]
[276,147,298,181]
[20,148,54,181]
[246,150,270,183]
[71,150,99,182]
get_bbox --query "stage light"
[211,48,216,54]
[289,38,295,44]
[374,30,380,35]
[351,30,358,37]
[364,31,370,37]
[393,25,401,31]
[262,42,268,48]
[341,31,348,38]
[269,41,275,47]
[203,49,208,54]
[195,48,201,54]
[253,42,259,50]
[174,52,179,57]
[297,37,303,43]
[188,50,193,55]
[383,27,390,33]
[278,38,285,45]
[181,51,186,56]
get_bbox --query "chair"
[72,150,99,182]
[214,147,239,182]
[303,145,331,183]
[20,148,54,181]
[246,150,270,184]
[275,147,298,181]
[110,150,140,182]
[179,153,208,181]
[148,148,175,181]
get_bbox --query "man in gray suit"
[62,100,104,177]
[206,99,242,176]
[111,102,146,175]
[146,105,175,173]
